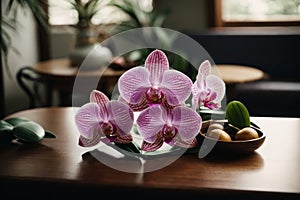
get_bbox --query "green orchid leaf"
[114,142,141,154]
[5,117,30,126]
[0,120,14,132]
[0,120,15,145]
[132,124,139,135]
[226,100,251,129]
[199,108,226,121]
[44,130,56,139]
[12,121,45,143]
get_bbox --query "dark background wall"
[189,31,300,81]
[188,28,300,117]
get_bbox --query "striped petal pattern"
[192,60,226,110]
[75,90,134,147]
[118,49,193,110]
[137,105,201,152]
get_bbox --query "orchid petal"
[106,100,134,135]
[78,133,102,147]
[118,67,151,103]
[75,103,103,139]
[100,137,111,144]
[191,81,200,96]
[145,49,169,85]
[172,106,202,141]
[136,106,165,142]
[194,90,208,109]
[191,94,200,110]
[114,134,133,144]
[142,133,159,144]
[160,70,192,106]
[176,137,198,148]
[141,135,164,152]
[196,73,206,91]
[90,90,109,108]
[194,60,212,90]
[206,75,226,102]
[197,60,211,79]
[89,90,109,120]
[118,95,149,112]
[165,137,176,146]
[191,81,204,110]
[205,101,221,110]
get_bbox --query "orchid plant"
[75,49,225,153]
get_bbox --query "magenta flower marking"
[118,49,193,111]
[74,50,225,154]
[136,105,201,152]
[75,90,134,147]
[192,60,226,110]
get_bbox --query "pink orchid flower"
[75,90,134,147]
[118,49,192,111]
[192,60,226,110]
[136,105,201,152]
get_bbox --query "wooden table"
[216,64,265,84]
[0,107,299,199]
[214,64,265,101]
[31,58,126,106]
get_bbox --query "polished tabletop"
[1,107,299,199]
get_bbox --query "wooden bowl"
[198,120,266,156]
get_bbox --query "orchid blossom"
[74,50,227,154]
[192,60,226,110]
[75,90,134,147]
[118,49,192,111]
[136,105,201,152]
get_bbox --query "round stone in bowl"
[198,120,266,156]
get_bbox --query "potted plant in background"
[108,0,169,62]
[108,0,169,34]
[108,0,193,77]
[68,0,113,70]
[0,0,48,118]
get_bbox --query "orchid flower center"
[100,122,117,139]
[205,89,217,102]
[162,124,178,143]
[146,87,164,104]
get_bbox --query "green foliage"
[44,130,57,138]
[1,0,48,74]
[108,0,169,34]
[107,1,194,76]
[0,117,56,145]
[108,0,183,70]
[5,117,30,126]
[12,121,45,143]
[0,120,14,132]
[114,142,141,153]
[69,0,102,29]
[225,100,251,129]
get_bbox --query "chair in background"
[16,66,48,108]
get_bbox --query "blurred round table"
[217,64,265,84]
[216,64,265,101]
[32,58,126,106]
